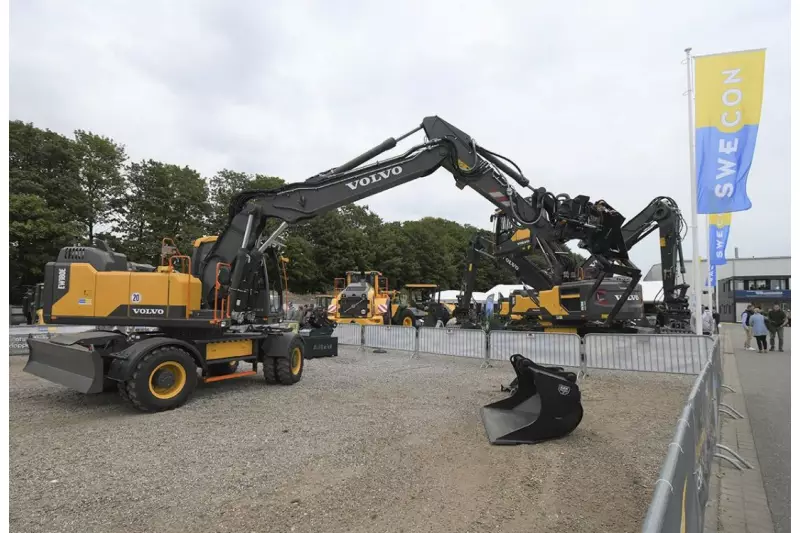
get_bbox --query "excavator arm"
[619,196,690,330]
[454,231,560,325]
[199,116,638,318]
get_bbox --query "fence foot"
[714,453,744,470]
[716,444,753,469]
[719,403,744,419]
[721,384,737,393]
[480,359,493,369]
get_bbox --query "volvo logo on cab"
[345,166,403,191]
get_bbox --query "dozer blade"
[24,336,107,394]
[482,354,583,445]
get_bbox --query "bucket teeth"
[482,354,584,445]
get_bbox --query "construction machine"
[21,283,45,325]
[26,114,637,443]
[456,194,691,334]
[310,294,336,315]
[618,196,690,332]
[388,283,453,327]
[454,219,644,334]
[25,233,325,412]
[331,270,394,325]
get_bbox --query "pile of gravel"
[10,346,694,533]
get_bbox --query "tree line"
[10,120,537,303]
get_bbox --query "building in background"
[643,256,790,323]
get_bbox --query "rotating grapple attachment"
[482,354,584,445]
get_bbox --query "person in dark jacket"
[712,309,720,334]
[767,303,788,352]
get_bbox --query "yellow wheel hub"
[403,316,414,327]
[148,361,187,400]
[290,347,302,375]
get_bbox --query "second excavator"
[455,194,691,334]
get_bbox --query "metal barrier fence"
[418,327,486,359]
[488,330,582,367]
[331,325,713,375]
[332,323,362,345]
[9,325,96,356]
[363,325,417,353]
[641,336,722,533]
[584,334,714,375]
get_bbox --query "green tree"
[207,169,284,234]
[73,130,127,241]
[115,160,211,264]
[9,121,86,300]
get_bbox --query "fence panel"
[641,338,721,532]
[488,331,582,367]
[584,334,714,374]
[8,325,97,356]
[417,327,486,359]
[332,323,361,345]
[363,325,416,352]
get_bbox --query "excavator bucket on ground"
[482,354,584,445]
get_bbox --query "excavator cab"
[482,354,584,445]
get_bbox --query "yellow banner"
[708,213,732,228]
[695,49,766,131]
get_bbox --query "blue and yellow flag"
[695,49,766,214]
[708,213,732,266]
[707,264,717,288]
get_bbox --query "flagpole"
[705,214,714,311]
[685,47,703,336]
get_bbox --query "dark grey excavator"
[199,116,647,445]
[33,116,643,442]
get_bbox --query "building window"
[735,280,745,291]
[743,279,770,290]
[770,279,786,290]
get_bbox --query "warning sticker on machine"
[78,298,92,305]
[131,292,142,303]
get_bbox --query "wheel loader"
[330,270,395,325]
[25,114,656,444]
[388,284,453,327]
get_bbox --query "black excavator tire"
[263,336,304,385]
[120,346,198,413]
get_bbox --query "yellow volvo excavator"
[25,115,639,445]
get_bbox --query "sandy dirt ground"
[10,346,695,533]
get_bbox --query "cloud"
[10,0,790,276]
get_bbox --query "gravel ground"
[10,346,695,533]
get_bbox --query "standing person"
[767,303,788,352]
[702,306,714,336]
[749,307,769,353]
[712,308,721,334]
[741,304,755,350]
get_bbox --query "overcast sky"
[10,0,790,275]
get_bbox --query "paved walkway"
[705,325,790,533]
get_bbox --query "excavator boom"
[200,116,638,321]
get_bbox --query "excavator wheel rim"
[148,361,187,400]
[402,316,414,327]
[290,347,302,375]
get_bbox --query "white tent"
[639,281,665,303]
[484,284,527,302]
[484,281,667,303]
